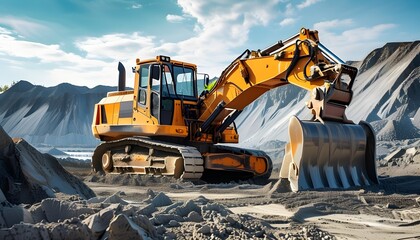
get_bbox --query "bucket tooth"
[279,116,377,191]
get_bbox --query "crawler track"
[92,137,204,179]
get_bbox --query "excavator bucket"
[280,116,378,191]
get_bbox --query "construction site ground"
[72,161,420,240]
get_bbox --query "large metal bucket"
[280,116,378,191]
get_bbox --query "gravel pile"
[275,225,335,240]
[379,146,420,167]
[0,190,290,239]
[85,172,183,187]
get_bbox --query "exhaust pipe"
[117,62,126,91]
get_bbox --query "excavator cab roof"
[136,55,197,70]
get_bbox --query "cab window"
[162,65,175,97]
[138,64,149,105]
[173,66,194,97]
[140,65,149,88]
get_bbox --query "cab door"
[150,64,175,125]
[132,63,153,124]
[150,65,161,122]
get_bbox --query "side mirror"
[204,74,209,87]
[151,65,160,80]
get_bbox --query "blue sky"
[0,0,419,87]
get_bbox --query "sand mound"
[0,124,94,203]
[15,139,95,199]
[372,119,420,141]
[0,124,96,234]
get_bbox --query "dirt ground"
[68,164,420,240]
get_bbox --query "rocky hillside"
[0,81,113,147]
[236,41,420,160]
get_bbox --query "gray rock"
[82,204,120,238]
[169,183,184,189]
[201,203,231,217]
[86,196,107,204]
[226,215,237,225]
[108,214,151,240]
[164,231,177,240]
[197,224,211,235]
[138,203,157,217]
[169,200,200,217]
[121,204,137,216]
[119,191,127,196]
[168,220,180,227]
[151,192,172,207]
[414,153,420,163]
[47,219,92,240]
[131,215,158,239]
[384,148,406,161]
[152,214,184,225]
[193,196,210,205]
[156,225,166,235]
[0,223,47,240]
[186,211,203,222]
[0,205,34,228]
[28,204,47,223]
[147,189,156,198]
[0,219,93,240]
[159,202,183,214]
[405,147,418,155]
[102,192,129,205]
[41,198,95,222]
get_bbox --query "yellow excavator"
[91,28,378,191]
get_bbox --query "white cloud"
[313,20,397,60]
[166,14,185,23]
[0,30,117,86]
[314,19,353,31]
[285,3,294,16]
[0,34,74,64]
[0,16,50,37]
[297,0,321,9]
[75,33,157,61]
[0,26,13,35]
[160,0,282,75]
[74,0,283,80]
[279,18,296,27]
[131,3,142,9]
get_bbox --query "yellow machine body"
[91,28,378,189]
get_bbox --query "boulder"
[108,214,151,240]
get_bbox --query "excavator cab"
[133,56,200,126]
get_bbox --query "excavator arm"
[198,28,377,191]
[198,28,355,128]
